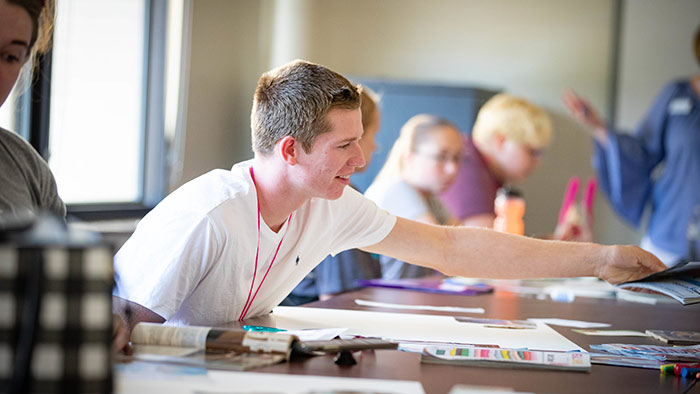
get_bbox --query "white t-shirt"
[114,160,396,326]
[364,177,449,279]
[364,177,451,224]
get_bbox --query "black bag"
[0,211,114,394]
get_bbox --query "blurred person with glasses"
[365,114,464,279]
[441,94,552,231]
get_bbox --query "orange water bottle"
[493,187,525,235]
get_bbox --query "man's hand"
[113,313,133,355]
[596,245,667,284]
[112,295,164,354]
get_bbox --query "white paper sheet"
[116,366,425,394]
[527,318,611,329]
[283,327,348,341]
[572,329,648,337]
[355,298,485,314]
[270,306,584,352]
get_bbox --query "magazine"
[616,260,700,305]
[124,323,397,371]
[124,323,299,371]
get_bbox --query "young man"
[441,94,552,229]
[113,60,665,349]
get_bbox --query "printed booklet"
[616,260,700,305]
[421,345,591,372]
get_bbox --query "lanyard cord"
[239,166,292,321]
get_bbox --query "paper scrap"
[527,318,610,328]
[572,329,648,337]
[355,298,485,314]
[282,327,347,341]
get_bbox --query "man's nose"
[349,143,366,168]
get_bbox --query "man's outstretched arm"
[362,217,666,284]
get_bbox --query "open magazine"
[122,323,397,371]
[616,260,700,305]
[123,323,298,371]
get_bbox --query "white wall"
[180,0,698,246]
[179,0,264,185]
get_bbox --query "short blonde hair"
[471,94,552,149]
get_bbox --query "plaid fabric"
[0,246,114,394]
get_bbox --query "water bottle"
[688,205,700,261]
[493,187,525,235]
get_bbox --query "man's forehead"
[323,108,363,140]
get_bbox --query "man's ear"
[492,132,506,150]
[278,136,299,165]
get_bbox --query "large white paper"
[270,306,584,352]
[208,370,425,393]
[116,366,425,394]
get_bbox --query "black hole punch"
[334,349,357,366]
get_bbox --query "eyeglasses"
[414,151,463,164]
[524,145,546,158]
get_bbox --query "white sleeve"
[364,178,429,220]
[113,214,222,320]
[327,187,396,256]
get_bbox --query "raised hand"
[562,90,609,146]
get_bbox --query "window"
[49,0,149,204]
[3,0,187,219]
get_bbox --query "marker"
[681,367,700,378]
[241,325,286,332]
[660,364,675,374]
[675,363,700,376]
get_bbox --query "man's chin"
[324,185,347,200]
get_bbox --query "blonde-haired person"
[441,93,552,229]
[284,85,382,305]
[0,0,65,218]
[365,114,464,279]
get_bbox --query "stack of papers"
[589,343,700,369]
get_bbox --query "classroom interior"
[1,0,698,245]
[3,1,700,393]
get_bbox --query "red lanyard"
[239,166,292,321]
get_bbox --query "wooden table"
[244,285,700,394]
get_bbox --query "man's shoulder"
[150,167,255,222]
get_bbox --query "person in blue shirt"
[283,85,383,305]
[562,25,700,266]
